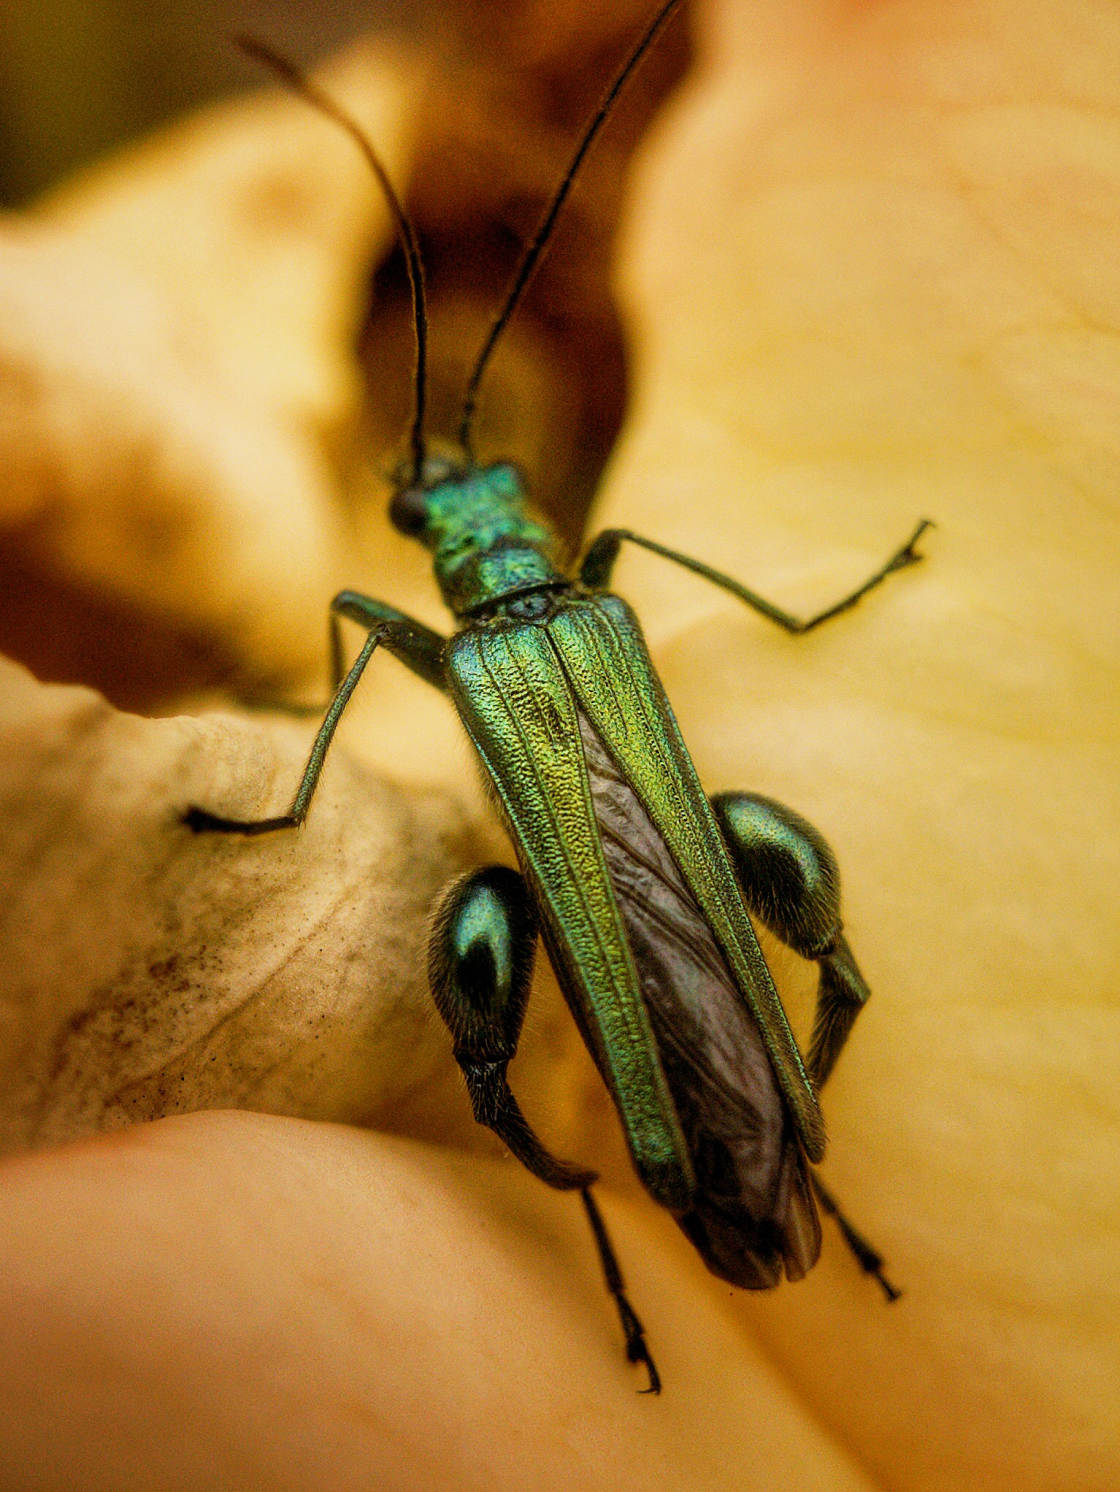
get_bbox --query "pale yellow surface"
[0,2,1117,1489]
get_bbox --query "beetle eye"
[389,484,428,536]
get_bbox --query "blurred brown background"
[0,0,692,532]
[0,2,405,207]
[0,0,692,706]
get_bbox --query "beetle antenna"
[237,35,429,486]
[456,0,683,461]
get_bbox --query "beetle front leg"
[711,791,900,1301]
[183,593,447,836]
[429,866,660,1391]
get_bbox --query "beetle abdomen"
[578,709,821,1287]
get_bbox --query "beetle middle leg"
[184,592,447,835]
[580,520,931,633]
[429,866,661,1392]
[711,791,900,1301]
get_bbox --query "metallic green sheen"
[545,593,826,1162]
[446,615,696,1211]
[548,593,829,1163]
[433,867,535,1057]
[422,465,565,616]
[432,464,823,1180]
[453,884,517,1004]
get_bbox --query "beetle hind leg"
[810,1173,901,1302]
[580,1188,661,1394]
[709,791,869,1088]
[428,866,593,1189]
[711,791,900,1300]
[429,866,662,1388]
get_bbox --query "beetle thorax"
[407,462,564,616]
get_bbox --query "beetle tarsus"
[887,518,935,573]
[810,1173,901,1302]
[618,1295,662,1395]
[183,806,299,835]
[836,1220,902,1304]
[579,1188,662,1394]
[872,1266,903,1305]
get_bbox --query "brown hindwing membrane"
[577,711,821,1286]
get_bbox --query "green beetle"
[191,1,921,1390]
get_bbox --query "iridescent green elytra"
[190,1,924,1390]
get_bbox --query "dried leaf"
[0,656,479,1153]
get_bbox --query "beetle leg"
[329,591,446,691]
[710,791,901,1301]
[710,791,867,1085]
[580,521,931,633]
[183,594,447,836]
[429,865,595,1190]
[580,1189,661,1395]
[809,1173,900,1303]
[430,867,661,1390]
